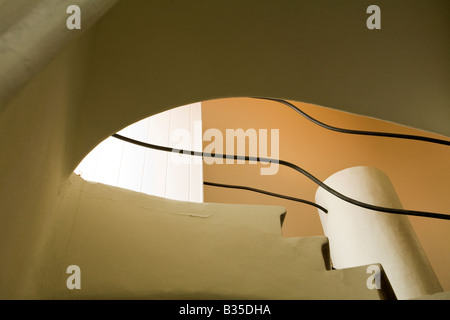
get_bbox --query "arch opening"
[74,102,203,203]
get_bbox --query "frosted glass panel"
[141,111,171,198]
[74,103,203,202]
[189,103,203,202]
[166,106,191,201]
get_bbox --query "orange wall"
[202,97,450,290]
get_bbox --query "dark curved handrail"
[254,97,450,146]
[203,181,328,214]
[112,133,450,221]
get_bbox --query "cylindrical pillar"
[315,166,442,299]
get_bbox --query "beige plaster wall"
[35,174,393,300]
[0,30,95,298]
[69,0,450,176]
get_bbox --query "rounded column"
[315,166,442,299]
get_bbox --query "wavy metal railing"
[111,97,449,220]
[254,97,450,146]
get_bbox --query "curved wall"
[69,0,450,173]
[0,0,449,298]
